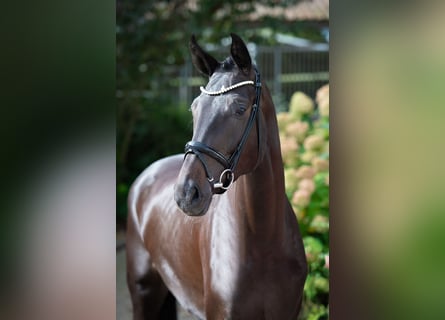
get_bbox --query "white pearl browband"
[200,80,254,96]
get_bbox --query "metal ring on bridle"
[213,169,234,190]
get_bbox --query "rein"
[184,67,262,191]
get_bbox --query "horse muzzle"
[174,177,211,216]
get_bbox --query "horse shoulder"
[127,154,184,238]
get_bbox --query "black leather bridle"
[184,67,262,191]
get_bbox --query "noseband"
[184,68,262,191]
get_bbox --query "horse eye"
[235,105,247,116]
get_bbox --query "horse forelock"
[221,57,235,71]
[204,57,256,91]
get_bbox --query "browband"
[199,80,254,96]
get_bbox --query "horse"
[126,33,307,320]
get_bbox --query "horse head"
[174,33,263,216]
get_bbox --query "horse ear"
[189,35,219,77]
[230,33,252,74]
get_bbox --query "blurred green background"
[3,1,445,319]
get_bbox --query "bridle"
[184,67,262,191]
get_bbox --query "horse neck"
[235,88,286,241]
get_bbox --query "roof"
[251,0,329,21]
[186,0,329,22]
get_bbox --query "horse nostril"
[174,177,209,216]
[189,185,200,203]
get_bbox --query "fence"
[174,44,329,111]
